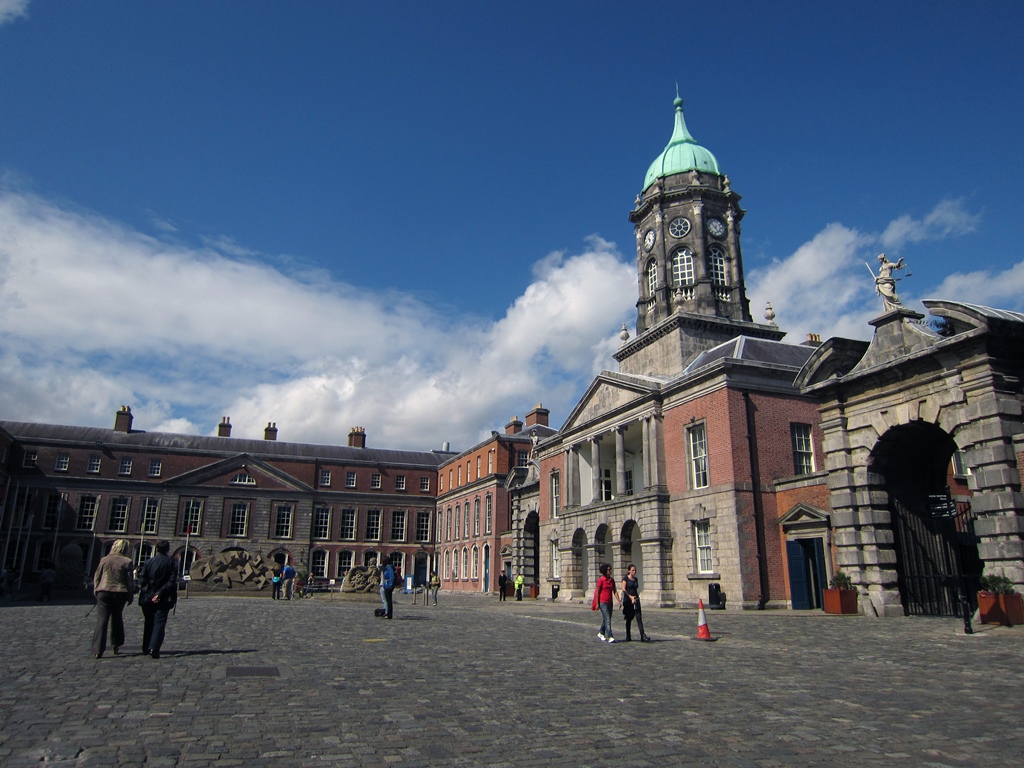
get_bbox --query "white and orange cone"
[696,598,714,641]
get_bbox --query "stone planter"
[978,591,1024,626]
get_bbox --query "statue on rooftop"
[872,254,907,312]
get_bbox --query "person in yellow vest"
[514,573,525,601]
[428,571,440,606]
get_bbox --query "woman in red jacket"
[591,563,622,643]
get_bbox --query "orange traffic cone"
[696,598,715,641]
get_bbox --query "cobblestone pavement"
[2,591,1023,767]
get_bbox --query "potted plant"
[978,573,1024,626]
[823,570,858,615]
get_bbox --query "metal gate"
[890,493,981,617]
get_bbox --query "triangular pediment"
[561,371,660,432]
[778,502,830,529]
[164,453,313,493]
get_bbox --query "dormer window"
[231,473,256,485]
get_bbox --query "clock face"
[707,217,726,238]
[643,229,656,251]
[668,217,691,238]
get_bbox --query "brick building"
[434,405,556,594]
[0,407,451,591]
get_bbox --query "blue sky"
[0,1,1021,451]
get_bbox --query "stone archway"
[570,529,587,593]
[871,422,982,617]
[620,520,642,586]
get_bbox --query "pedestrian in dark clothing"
[381,562,396,619]
[138,540,177,659]
[497,571,508,601]
[621,563,651,642]
[38,563,56,602]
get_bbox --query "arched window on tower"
[646,260,658,298]
[671,249,695,299]
[709,245,729,300]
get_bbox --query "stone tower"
[617,96,784,378]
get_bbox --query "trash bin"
[708,582,724,609]
[552,584,560,601]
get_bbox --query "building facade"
[0,407,450,591]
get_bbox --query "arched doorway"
[524,511,539,591]
[413,551,429,586]
[571,529,587,592]
[872,422,981,617]
[620,520,642,585]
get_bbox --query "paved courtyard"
[2,591,1023,767]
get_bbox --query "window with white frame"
[22,450,37,468]
[274,504,293,538]
[55,453,70,472]
[340,508,356,540]
[476,456,481,478]
[141,498,159,534]
[646,260,658,297]
[455,504,461,538]
[671,248,695,286]
[338,550,354,578]
[447,549,454,580]
[346,471,356,488]
[231,473,255,485]
[687,423,709,489]
[420,476,430,492]
[462,548,469,579]
[485,494,492,534]
[371,473,382,489]
[415,511,430,543]
[319,469,332,487]
[625,469,634,496]
[463,505,470,539]
[87,455,101,473]
[76,495,98,530]
[390,510,406,541]
[366,509,381,540]
[313,505,331,539]
[148,459,162,477]
[446,507,452,541]
[108,497,130,533]
[457,465,462,486]
[517,450,529,468]
[118,457,133,476]
[551,541,561,579]
[709,245,727,285]
[791,423,814,475]
[472,546,479,578]
[311,550,328,578]
[181,499,203,535]
[396,474,406,491]
[550,472,560,516]
[473,498,480,536]
[488,451,493,473]
[228,502,249,537]
[134,542,153,568]
[694,519,713,573]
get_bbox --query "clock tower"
[616,96,784,378]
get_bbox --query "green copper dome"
[642,97,721,192]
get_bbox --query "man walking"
[138,540,177,659]
[381,560,396,619]
[497,570,508,601]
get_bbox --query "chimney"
[264,422,278,441]
[525,403,549,428]
[803,333,822,347]
[114,405,133,433]
[505,416,523,435]
[348,426,366,448]
[218,417,232,437]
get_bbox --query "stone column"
[641,418,651,489]
[569,446,581,509]
[591,437,602,504]
[615,427,627,499]
[648,413,664,490]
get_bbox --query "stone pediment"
[561,372,659,432]
[778,502,830,532]
[164,453,312,493]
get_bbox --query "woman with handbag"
[621,563,651,642]
[591,563,621,643]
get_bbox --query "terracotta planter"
[978,591,1024,626]
[822,588,858,615]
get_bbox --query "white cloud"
[928,261,1024,311]
[0,0,28,27]
[0,189,635,450]
[748,199,987,342]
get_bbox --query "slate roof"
[684,336,816,374]
[0,420,450,468]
